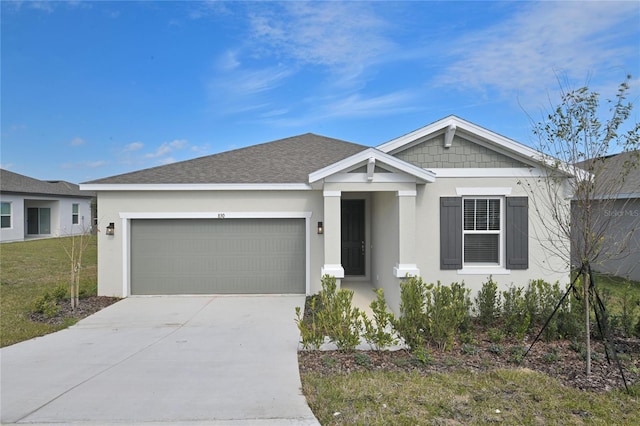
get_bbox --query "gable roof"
[309,147,436,184]
[0,169,92,198]
[84,133,368,187]
[377,115,547,168]
[577,150,640,199]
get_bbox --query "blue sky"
[2,1,639,184]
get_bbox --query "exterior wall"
[395,135,527,169]
[96,190,325,297]
[0,194,91,242]
[371,191,401,314]
[415,175,570,297]
[0,194,25,242]
[590,198,640,282]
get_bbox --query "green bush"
[502,286,530,340]
[362,288,397,350]
[31,284,67,319]
[316,275,363,351]
[475,276,501,327]
[393,276,430,350]
[426,281,471,351]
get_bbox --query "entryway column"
[394,189,420,277]
[321,190,344,279]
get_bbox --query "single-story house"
[81,116,571,313]
[574,151,640,282]
[0,169,94,242]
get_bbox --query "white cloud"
[158,157,176,165]
[123,141,144,152]
[1,163,15,170]
[61,160,107,169]
[70,137,85,146]
[436,2,639,106]
[144,139,188,159]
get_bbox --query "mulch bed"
[29,296,121,325]
[298,334,640,393]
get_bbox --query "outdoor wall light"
[106,222,115,236]
[317,221,323,235]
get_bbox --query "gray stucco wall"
[395,135,527,169]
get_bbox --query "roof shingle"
[0,169,93,197]
[85,133,369,184]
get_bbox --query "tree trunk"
[584,268,591,375]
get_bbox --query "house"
[81,116,571,313]
[0,169,94,242]
[575,151,640,282]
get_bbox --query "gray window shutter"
[440,197,462,269]
[506,197,528,270]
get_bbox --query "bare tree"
[522,75,639,375]
[62,227,93,310]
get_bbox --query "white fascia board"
[456,187,512,196]
[119,211,313,219]
[308,148,436,184]
[80,183,312,191]
[324,172,420,184]
[377,116,579,178]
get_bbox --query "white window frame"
[72,203,79,224]
[462,196,504,268]
[1,202,11,229]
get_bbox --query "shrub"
[316,275,363,351]
[619,283,640,338]
[475,276,501,327]
[426,281,471,351]
[362,288,398,350]
[487,328,504,344]
[31,284,67,319]
[502,286,530,340]
[392,276,430,350]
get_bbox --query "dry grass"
[302,368,640,425]
[0,236,97,347]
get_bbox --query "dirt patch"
[29,296,121,325]
[299,334,640,393]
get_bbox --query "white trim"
[432,168,546,178]
[393,263,420,278]
[321,264,345,279]
[397,190,417,197]
[324,172,419,183]
[121,211,313,296]
[323,190,342,197]
[309,148,436,183]
[80,183,311,191]
[456,187,512,196]
[119,211,312,220]
[457,268,511,275]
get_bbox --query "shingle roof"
[85,133,369,184]
[577,150,640,198]
[0,169,93,198]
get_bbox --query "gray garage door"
[130,218,305,295]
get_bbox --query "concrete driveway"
[1,295,319,425]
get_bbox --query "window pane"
[463,200,475,230]
[464,234,499,263]
[40,208,51,234]
[475,200,488,230]
[489,199,500,230]
[1,216,10,228]
[72,204,79,214]
[1,202,10,215]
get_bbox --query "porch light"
[317,221,324,235]
[106,222,115,236]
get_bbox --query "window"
[1,202,11,228]
[463,198,502,265]
[440,196,528,271]
[72,203,79,224]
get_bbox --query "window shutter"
[506,197,528,269]
[440,197,462,269]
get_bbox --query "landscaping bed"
[28,296,120,325]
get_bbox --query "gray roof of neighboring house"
[577,150,640,198]
[85,133,369,184]
[0,169,93,198]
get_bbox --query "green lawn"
[0,236,98,347]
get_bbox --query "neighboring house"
[81,116,571,313]
[575,151,640,282]
[0,169,94,242]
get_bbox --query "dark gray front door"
[341,200,365,276]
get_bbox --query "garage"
[130,218,306,295]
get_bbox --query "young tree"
[62,228,92,310]
[523,75,639,375]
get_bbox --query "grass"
[302,369,640,425]
[0,236,97,347]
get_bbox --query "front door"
[341,200,365,276]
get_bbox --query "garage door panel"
[131,218,305,294]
